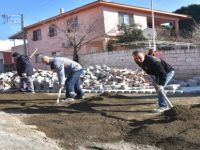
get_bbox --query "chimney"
[60,8,64,14]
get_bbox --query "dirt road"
[0,93,199,150]
[0,111,61,150]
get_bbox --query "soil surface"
[0,93,199,150]
[0,111,61,150]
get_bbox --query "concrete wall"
[80,49,200,80]
[159,49,200,79]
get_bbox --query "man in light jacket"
[41,56,84,102]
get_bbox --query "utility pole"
[21,14,27,56]
[1,14,28,56]
[151,0,156,51]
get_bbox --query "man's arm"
[150,60,167,86]
[54,61,65,86]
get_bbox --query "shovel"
[150,76,173,108]
[56,88,62,104]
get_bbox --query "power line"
[1,14,27,55]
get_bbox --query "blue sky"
[0,0,199,40]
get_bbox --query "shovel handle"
[56,88,62,104]
[150,76,173,108]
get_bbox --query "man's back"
[16,55,33,76]
[52,57,82,73]
[139,55,173,76]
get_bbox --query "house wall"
[26,6,105,70]
[3,52,13,64]
[79,49,200,80]
[0,52,4,73]
[134,14,147,30]
[11,44,25,55]
[103,7,148,36]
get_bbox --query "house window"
[67,16,79,32]
[35,54,41,63]
[52,51,61,57]
[90,47,97,54]
[33,29,42,41]
[118,12,134,26]
[49,25,57,37]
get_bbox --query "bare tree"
[192,23,200,47]
[58,17,102,62]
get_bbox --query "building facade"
[0,51,13,73]
[10,0,190,69]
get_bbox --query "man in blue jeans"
[132,50,175,113]
[41,56,84,102]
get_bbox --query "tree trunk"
[73,48,79,63]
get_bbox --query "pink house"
[9,0,190,69]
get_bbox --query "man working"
[12,52,34,93]
[132,50,174,113]
[41,56,84,102]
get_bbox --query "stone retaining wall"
[80,49,200,80]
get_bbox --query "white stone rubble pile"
[82,65,151,90]
[0,65,152,91]
[0,65,188,92]
[0,70,59,91]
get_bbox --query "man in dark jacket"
[132,50,174,113]
[12,52,34,93]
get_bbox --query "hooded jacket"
[15,54,33,77]
[136,55,174,85]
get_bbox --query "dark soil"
[126,105,200,150]
[0,93,199,150]
[163,105,199,121]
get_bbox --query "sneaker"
[61,98,75,103]
[74,95,84,100]
[20,89,26,92]
[153,107,170,113]
[27,90,35,93]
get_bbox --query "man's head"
[41,56,52,65]
[132,51,145,63]
[148,49,156,56]
[12,52,20,59]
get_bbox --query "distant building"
[0,50,13,73]
[9,0,190,69]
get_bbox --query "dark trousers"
[20,76,34,92]
[65,69,84,98]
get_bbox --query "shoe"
[153,107,170,113]
[74,95,84,100]
[20,89,26,92]
[61,98,75,103]
[27,90,35,93]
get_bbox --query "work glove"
[21,73,27,78]
[157,85,164,92]
[59,84,64,89]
